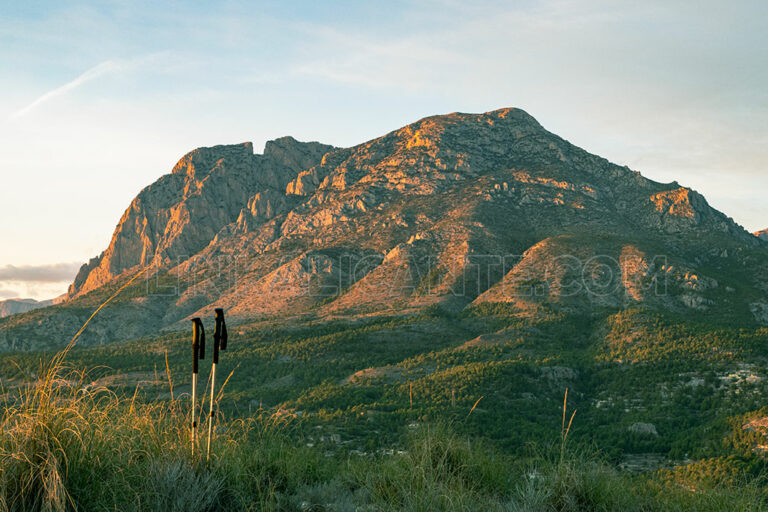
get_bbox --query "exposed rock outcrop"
[628,422,658,436]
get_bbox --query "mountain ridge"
[0,297,55,318]
[3,107,766,350]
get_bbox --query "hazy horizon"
[2,0,766,300]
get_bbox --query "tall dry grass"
[0,361,327,511]
[0,267,342,511]
[1,269,152,511]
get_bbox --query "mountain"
[0,298,53,318]
[756,229,768,241]
[1,107,767,350]
[67,138,336,298]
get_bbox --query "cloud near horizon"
[0,288,22,300]
[0,262,81,282]
[0,261,80,300]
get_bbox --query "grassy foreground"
[1,365,766,512]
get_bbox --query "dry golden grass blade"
[214,364,239,403]
[565,409,577,441]
[466,396,484,418]
[47,266,150,378]
[129,382,141,415]
[561,388,568,438]
[165,349,174,401]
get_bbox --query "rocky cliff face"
[3,107,766,350]
[68,138,335,298]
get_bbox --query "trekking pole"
[191,318,206,457]
[206,308,228,462]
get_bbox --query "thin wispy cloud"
[9,60,122,120]
[7,52,172,120]
[289,25,460,92]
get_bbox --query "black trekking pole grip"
[192,318,205,374]
[215,308,228,351]
[212,337,219,364]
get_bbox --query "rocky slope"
[2,107,766,350]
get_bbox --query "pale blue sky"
[1,0,766,299]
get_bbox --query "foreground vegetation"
[3,299,768,510]
[5,305,768,456]
[1,363,766,512]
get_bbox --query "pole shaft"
[191,373,197,456]
[206,363,216,461]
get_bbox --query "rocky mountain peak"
[264,136,336,173]
[171,142,254,178]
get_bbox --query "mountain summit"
[2,108,766,349]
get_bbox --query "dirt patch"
[344,366,407,385]
[458,326,539,350]
[619,453,668,473]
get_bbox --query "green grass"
[4,296,768,510]
[2,318,767,512]
[4,304,768,456]
[2,368,766,511]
